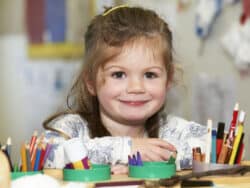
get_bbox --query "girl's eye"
[111,71,126,79]
[144,72,158,79]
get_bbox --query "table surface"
[111,173,250,187]
[43,166,250,188]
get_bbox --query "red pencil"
[38,144,46,170]
[29,130,38,155]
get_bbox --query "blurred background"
[1,0,250,162]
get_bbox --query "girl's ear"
[84,76,96,95]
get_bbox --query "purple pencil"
[43,143,52,166]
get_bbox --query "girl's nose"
[126,77,145,93]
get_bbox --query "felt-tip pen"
[211,129,217,163]
[216,122,225,160]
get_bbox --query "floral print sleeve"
[159,115,207,170]
[44,114,131,169]
[44,114,207,170]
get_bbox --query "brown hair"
[43,6,175,138]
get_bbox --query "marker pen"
[216,122,225,159]
[211,129,217,163]
[6,137,12,157]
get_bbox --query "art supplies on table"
[0,131,53,180]
[62,137,110,182]
[63,137,90,170]
[192,102,246,172]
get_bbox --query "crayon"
[136,151,143,166]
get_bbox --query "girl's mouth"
[120,100,148,106]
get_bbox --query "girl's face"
[90,41,168,126]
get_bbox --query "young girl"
[43,5,207,174]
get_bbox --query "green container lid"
[11,171,43,180]
[129,161,176,179]
[63,164,111,182]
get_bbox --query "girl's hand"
[131,138,177,161]
[111,164,128,175]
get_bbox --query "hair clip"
[102,4,128,16]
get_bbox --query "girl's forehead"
[99,36,169,69]
[122,36,165,51]
[116,38,165,62]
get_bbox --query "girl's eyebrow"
[104,65,165,71]
[145,66,165,70]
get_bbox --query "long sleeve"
[44,114,131,168]
[159,115,207,170]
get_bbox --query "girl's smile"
[119,100,149,107]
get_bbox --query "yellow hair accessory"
[102,4,128,16]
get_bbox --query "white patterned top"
[44,114,207,170]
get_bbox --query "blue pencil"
[34,148,41,171]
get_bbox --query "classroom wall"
[1,0,250,160]
[0,0,25,162]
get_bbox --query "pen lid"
[216,122,225,138]
[207,119,212,128]
[212,129,217,137]
[238,111,246,123]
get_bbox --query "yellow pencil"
[229,111,245,165]
[21,143,27,172]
